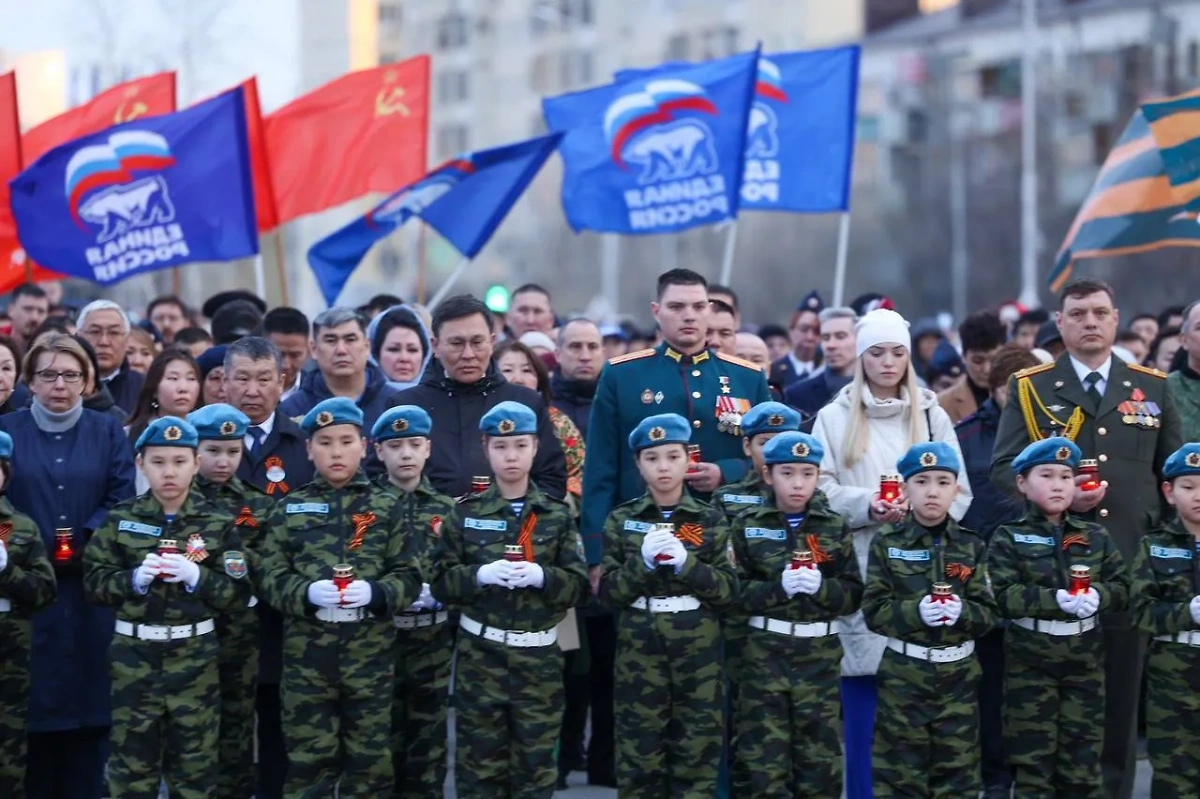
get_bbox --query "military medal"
[185,534,209,563]
[719,375,731,395]
[54,528,74,562]
[654,391,664,404]
[264,457,289,494]
[715,396,749,434]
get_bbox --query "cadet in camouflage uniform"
[986,437,1129,798]
[0,430,57,799]
[731,431,862,798]
[259,397,423,798]
[83,417,245,799]
[862,441,996,798]
[598,413,737,799]
[1131,443,1200,798]
[187,403,273,799]
[371,405,457,798]
[431,401,588,799]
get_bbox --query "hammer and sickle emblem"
[375,70,411,118]
[114,100,149,124]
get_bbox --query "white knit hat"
[855,309,911,358]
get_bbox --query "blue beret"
[742,402,801,438]
[135,416,199,452]
[628,413,691,452]
[195,346,228,381]
[898,442,961,480]
[301,397,364,436]
[796,290,824,313]
[762,431,823,466]
[1163,443,1200,480]
[187,403,250,441]
[926,338,964,381]
[0,431,13,460]
[1012,436,1081,475]
[480,401,537,437]
[372,405,433,441]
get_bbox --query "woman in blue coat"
[0,333,136,799]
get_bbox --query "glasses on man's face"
[443,337,491,355]
[35,370,84,384]
[83,327,125,341]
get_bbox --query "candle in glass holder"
[503,544,526,563]
[931,582,953,603]
[791,549,814,570]
[687,444,702,472]
[653,522,675,563]
[1077,459,1101,492]
[156,538,180,557]
[332,563,354,592]
[53,528,74,563]
[1069,564,1091,595]
[879,473,902,503]
[471,475,491,494]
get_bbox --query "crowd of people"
[0,270,1195,799]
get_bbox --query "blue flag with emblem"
[616,46,860,213]
[542,48,759,234]
[8,87,257,285]
[306,132,563,306]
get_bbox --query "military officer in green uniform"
[990,279,1181,799]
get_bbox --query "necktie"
[1084,372,1103,408]
[248,426,266,453]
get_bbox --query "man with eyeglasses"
[392,294,566,499]
[77,299,144,415]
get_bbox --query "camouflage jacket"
[713,471,769,520]
[83,492,243,622]
[376,474,456,587]
[258,470,422,621]
[430,482,587,632]
[191,475,275,603]
[1130,519,1200,636]
[599,492,737,613]
[733,490,862,621]
[986,506,1129,621]
[0,497,56,615]
[863,516,996,644]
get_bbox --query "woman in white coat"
[811,309,972,798]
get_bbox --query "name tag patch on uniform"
[118,521,161,537]
[464,518,507,531]
[745,527,786,541]
[623,520,654,533]
[286,503,329,515]
[1013,534,1055,546]
[1150,546,1193,560]
[723,494,763,506]
[888,547,930,561]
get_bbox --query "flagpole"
[717,221,739,286]
[253,253,266,299]
[171,267,180,296]
[831,212,852,307]
[272,229,291,306]
[427,256,471,309]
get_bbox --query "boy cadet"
[84,417,244,799]
[259,397,423,797]
[713,400,802,518]
[1131,442,1200,797]
[598,413,737,798]
[0,430,57,799]
[986,437,1129,798]
[732,430,861,798]
[371,405,457,798]
[862,441,996,798]
[186,403,271,799]
[431,400,588,798]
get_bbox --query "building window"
[700,27,739,59]
[530,54,551,93]
[436,70,470,104]
[560,50,594,90]
[437,13,469,50]
[436,124,470,160]
[378,3,402,24]
[666,34,689,61]
[531,0,594,33]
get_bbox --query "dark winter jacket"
[550,371,597,440]
[84,383,128,424]
[956,399,1022,539]
[102,358,145,416]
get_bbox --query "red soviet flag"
[265,56,430,224]
[242,77,279,232]
[0,70,32,292]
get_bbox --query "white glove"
[0,541,8,572]
[641,530,673,569]
[133,552,162,592]
[919,595,946,627]
[781,565,822,598]
[509,561,546,589]
[658,536,688,571]
[405,582,439,612]
[307,580,342,609]
[477,560,517,589]
[341,580,372,609]
[1055,589,1082,616]
[942,595,963,626]
[159,553,200,590]
[1190,595,1200,626]
[1075,587,1100,619]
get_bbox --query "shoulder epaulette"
[1128,363,1167,379]
[608,348,655,366]
[1014,362,1055,380]
[715,351,763,372]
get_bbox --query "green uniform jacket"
[991,355,1181,565]
[83,494,243,620]
[1167,370,1200,444]
[0,498,56,614]
[190,475,274,597]
[258,471,421,620]
[376,474,456,588]
[598,493,737,613]
[713,471,769,520]
[580,343,770,564]
[986,508,1129,621]
[1131,520,1200,636]
[430,483,587,631]
[733,490,862,620]
[863,517,996,644]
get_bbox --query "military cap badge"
[316,411,334,427]
[791,442,810,458]
[768,414,785,427]
[392,418,409,433]
[920,452,938,467]
[163,425,182,442]
[219,421,236,436]
[1055,446,1071,462]
[498,419,516,434]
[1188,452,1200,468]
[648,426,667,442]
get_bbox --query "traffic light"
[485,284,510,313]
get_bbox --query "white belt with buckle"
[1014,617,1097,636]
[316,607,369,623]
[747,615,839,638]
[395,610,449,630]
[1154,631,1200,647]
[0,598,10,613]
[115,618,216,641]
[459,613,557,648]
[886,637,975,664]
[631,595,701,613]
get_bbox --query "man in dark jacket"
[77,298,145,415]
[551,319,602,437]
[785,306,857,429]
[393,294,567,500]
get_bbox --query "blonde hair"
[22,333,93,386]
[842,355,927,468]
